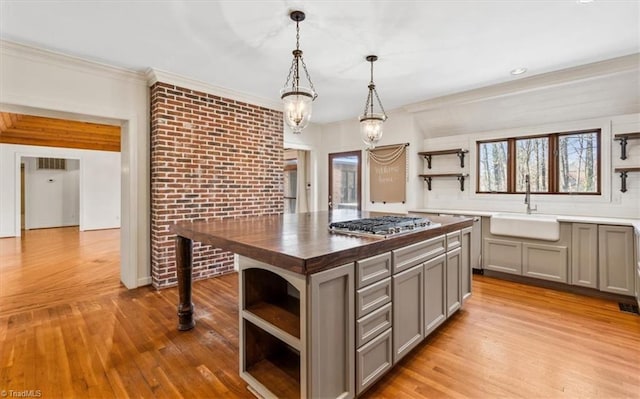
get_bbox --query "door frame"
[328,150,362,211]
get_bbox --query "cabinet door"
[483,238,522,274]
[309,264,355,399]
[446,248,462,317]
[598,225,635,295]
[470,218,482,269]
[424,253,446,336]
[356,328,392,395]
[392,264,424,364]
[571,223,598,288]
[522,243,568,283]
[461,227,472,302]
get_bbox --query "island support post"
[176,235,195,331]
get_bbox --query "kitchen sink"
[490,213,560,241]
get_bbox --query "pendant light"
[359,55,387,148]
[281,10,317,134]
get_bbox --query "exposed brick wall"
[150,82,283,288]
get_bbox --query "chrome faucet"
[524,174,537,214]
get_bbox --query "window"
[558,131,598,193]
[515,137,548,192]
[478,140,508,192]
[477,129,600,195]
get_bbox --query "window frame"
[476,129,601,195]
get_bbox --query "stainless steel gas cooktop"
[328,215,440,239]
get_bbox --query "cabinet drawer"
[356,303,392,348]
[356,277,391,319]
[446,230,461,251]
[392,235,446,274]
[356,252,392,289]
[356,328,392,395]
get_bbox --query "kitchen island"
[170,210,473,398]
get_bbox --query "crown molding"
[146,68,282,111]
[404,53,640,113]
[0,39,147,84]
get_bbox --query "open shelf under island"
[170,210,474,398]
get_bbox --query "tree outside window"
[476,130,600,195]
[478,141,508,192]
[515,137,548,192]
[558,132,598,193]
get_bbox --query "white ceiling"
[1,1,639,124]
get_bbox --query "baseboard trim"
[482,270,636,303]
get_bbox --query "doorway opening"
[284,148,311,213]
[20,156,80,231]
[328,151,362,211]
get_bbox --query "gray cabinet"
[461,227,472,301]
[446,247,462,316]
[393,234,445,274]
[424,253,446,336]
[356,252,391,289]
[522,243,568,283]
[356,277,391,319]
[392,264,424,364]
[598,225,635,295]
[483,238,522,275]
[309,263,355,399]
[571,223,598,288]
[356,328,392,395]
[470,217,482,269]
[355,253,393,396]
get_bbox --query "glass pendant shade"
[280,11,317,134]
[281,87,315,134]
[359,55,387,148]
[360,114,385,147]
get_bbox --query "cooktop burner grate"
[329,216,438,238]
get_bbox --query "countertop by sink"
[410,208,640,233]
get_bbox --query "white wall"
[317,110,424,214]
[420,114,640,219]
[311,56,639,219]
[2,145,121,231]
[24,157,80,229]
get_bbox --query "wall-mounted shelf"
[419,173,469,191]
[614,167,640,193]
[613,132,640,160]
[418,149,468,169]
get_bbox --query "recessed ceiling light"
[510,67,527,76]
[577,0,594,3]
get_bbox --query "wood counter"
[170,210,473,275]
[170,210,472,331]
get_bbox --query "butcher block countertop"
[170,210,473,275]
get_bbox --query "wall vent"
[37,158,66,170]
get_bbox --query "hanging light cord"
[282,18,317,98]
[362,59,387,118]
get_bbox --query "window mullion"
[507,138,516,193]
[549,134,558,193]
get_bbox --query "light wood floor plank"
[1,227,638,398]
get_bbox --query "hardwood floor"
[1,228,639,398]
[0,227,121,317]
